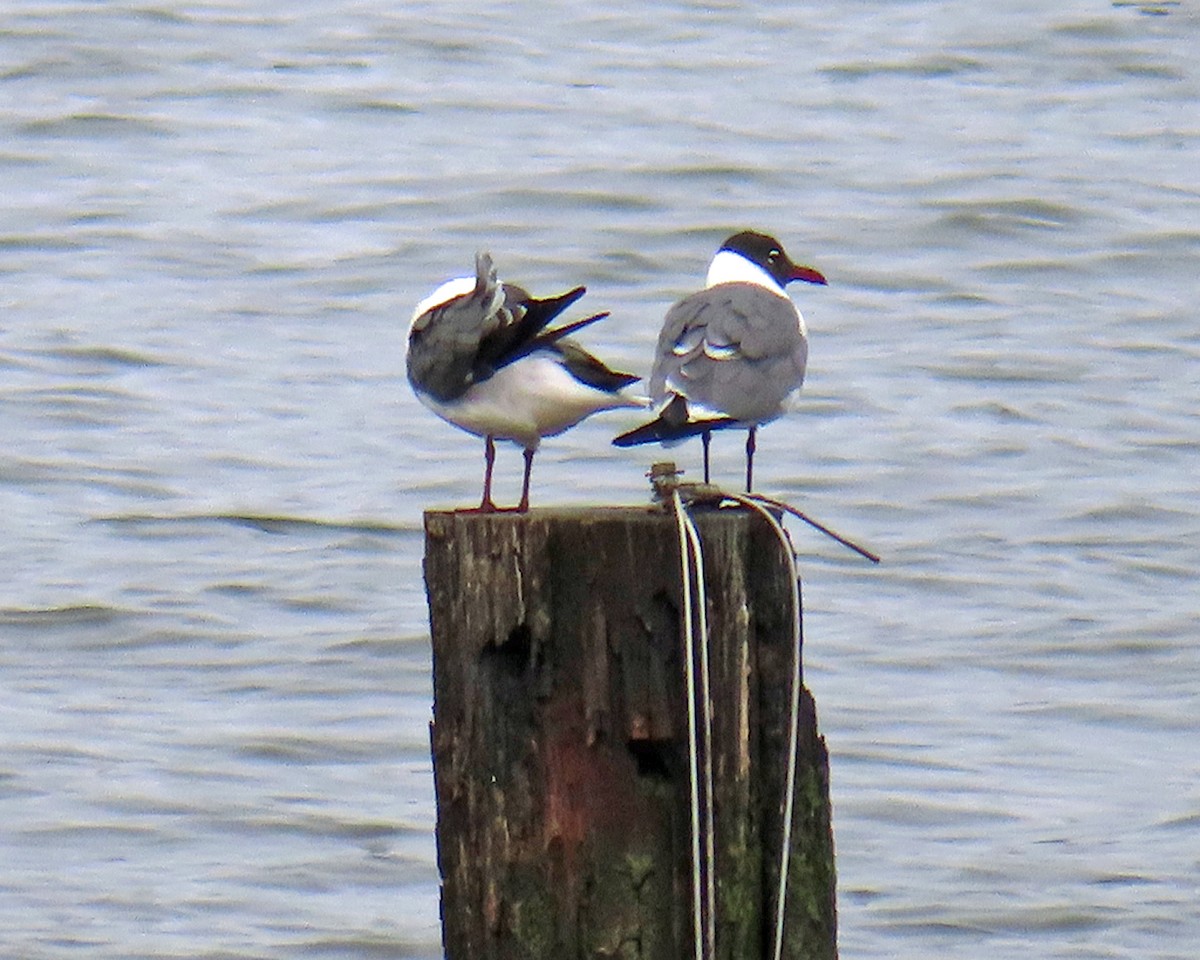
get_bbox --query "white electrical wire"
[680,506,716,960]
[671,491,708,960]
[670,484,817,960]
[723,493,804,960]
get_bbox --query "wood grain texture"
[424,507,836,960]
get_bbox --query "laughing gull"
[407,252,640,512]
[612,230,826,491]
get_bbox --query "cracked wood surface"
[424,507,836,960]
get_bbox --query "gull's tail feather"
[612,394,739,446]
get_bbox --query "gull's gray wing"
[410,250,614,406]
[407,253,506,403]
[649,282,808,423]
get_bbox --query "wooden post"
[424,506,837,960]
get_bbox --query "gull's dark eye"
[768,249,780,261]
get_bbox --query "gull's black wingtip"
[613,393,748,448]
[612,420,664,447]
[613,408,742,447]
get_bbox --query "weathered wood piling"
[423,506,837,960]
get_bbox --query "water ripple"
[2,2,1198,958]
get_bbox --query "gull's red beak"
[789,264,827,286]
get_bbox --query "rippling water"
[2,2,1197,957]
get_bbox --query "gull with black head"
[408,252,640,512]
[613,230,826,491]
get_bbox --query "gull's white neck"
[705,250,787,296]
[410,276,475,328]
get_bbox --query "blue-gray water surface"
[2,1,1197,957]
